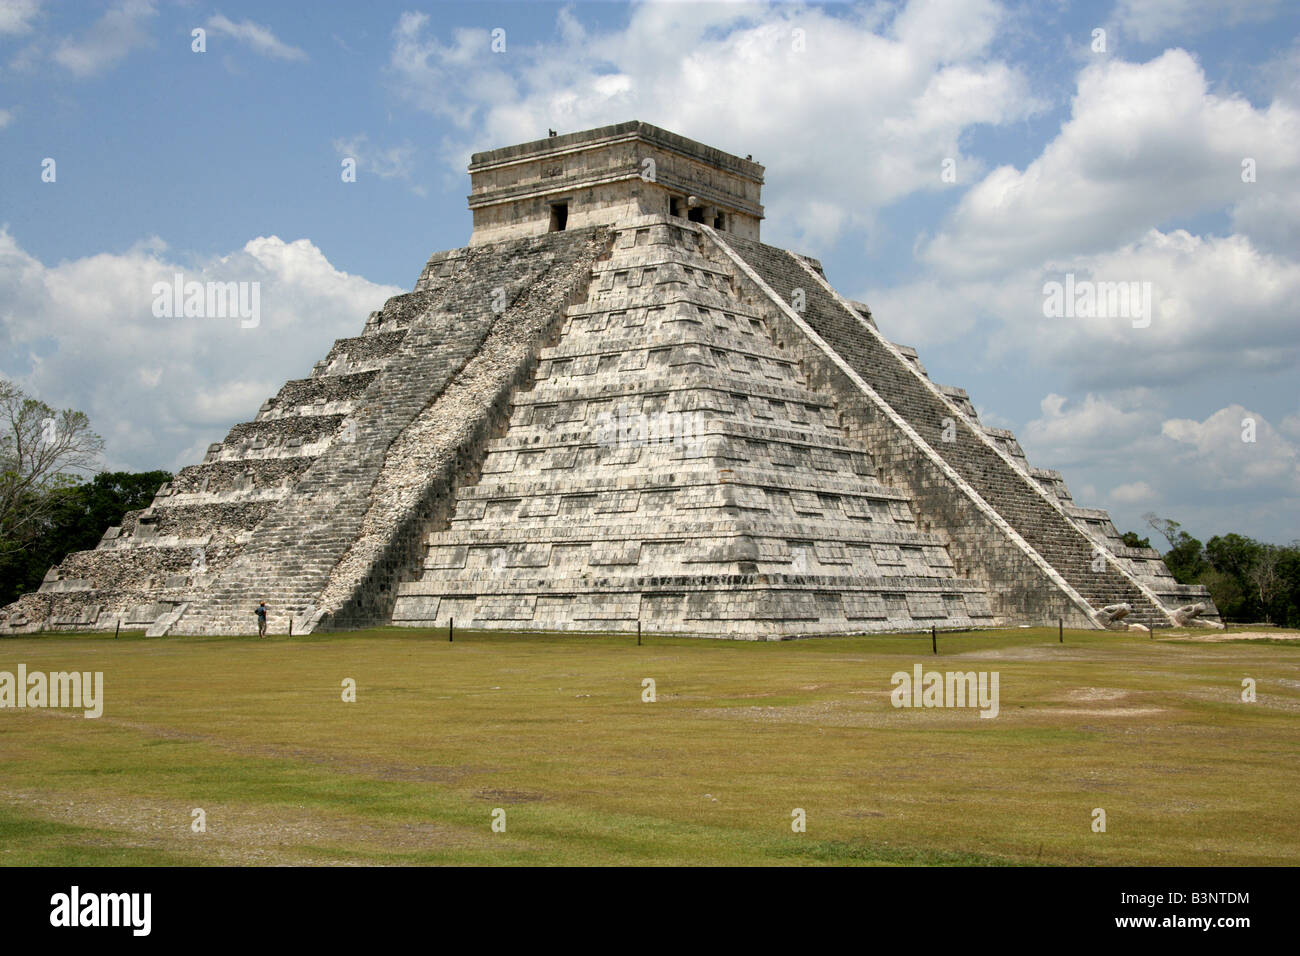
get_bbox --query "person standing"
[255,601,268,638]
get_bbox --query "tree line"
[1126,515,1300,627]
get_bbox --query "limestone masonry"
[0,122,1218,638]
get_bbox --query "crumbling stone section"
[147,502,276,539]
[2,540,243,632]
[317,331,408,375]
[267,371,378,414]
[414,249,470,292]
[164,227,614,635]
[166,458,315,496]
[224,414,345,449]
[45,544,238,592]
[0,253,421,633]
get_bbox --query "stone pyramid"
[1,121,1217,638]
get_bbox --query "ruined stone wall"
[163,226,614,635]
[0,300,419,634]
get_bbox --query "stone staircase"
[716,232,1174,629]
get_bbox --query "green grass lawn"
[1,625,1297,866]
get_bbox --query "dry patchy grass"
[1,625,1296,866]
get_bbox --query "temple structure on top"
[0,122,1219,638]
[467,121,764,244]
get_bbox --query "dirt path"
[0,784,488,865]
[1163,629,1300,642]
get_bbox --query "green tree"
[1198,567,1253,622]
[1270,546,1300,628]
[1205,533,1262,582]
[1249,545,1283,625]
[1143,513,1205,583]
[1120,530,1151,549]
[1,379,104,558]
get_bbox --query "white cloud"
[1281,408,1300,441]
[1021,391,1161,467]
[864,275,1005,347]
[870,224,1300,390]
[921,49,1300,276]
[1262,38,1300,110]
[0,107,12,129]
[51,0,156,77]
[1031,228,1300,384]
[332,134,416,181]
[205,14,307,62]
[386,0,1043,251]
[1162,404,1300,491]
[868,47,1300,390]
[1110,480,1156,504]
[1229,187,1300,257]
[0,0,40,35]
[1113,0,1282,43]
[1011,393,1299,539]
[0,228,401,472]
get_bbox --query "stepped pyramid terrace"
[0,121,1220,639]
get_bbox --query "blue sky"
[1,0,1298,545]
